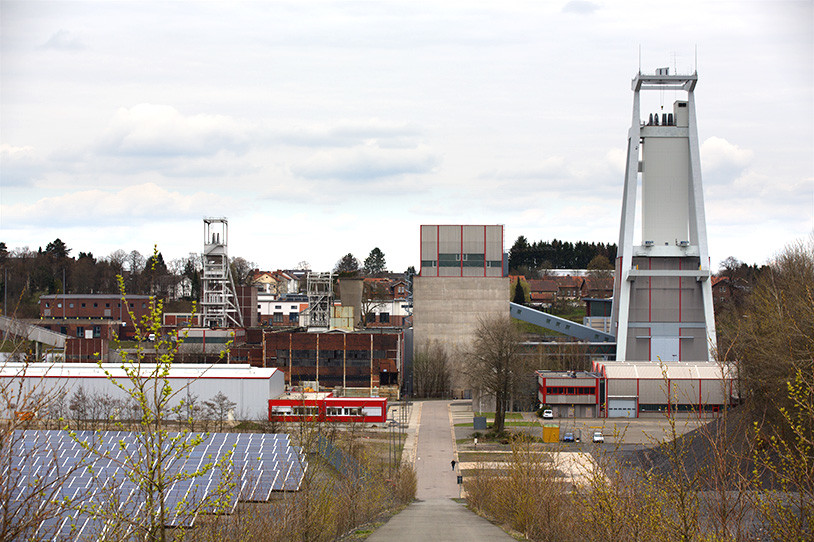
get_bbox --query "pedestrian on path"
[451,459,456,471]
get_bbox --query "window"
[106,303,110,308]
[69,303,74,308]
[45,302,50,308]
[421,260,436,268]
[289,313,299,323]
[76,327,84,338]
[379,313,390,323]
[142,303,146,309]
[57,303,62,308]
[273,313,284,323]
[81,303,86,308]
[93,325,101,338]
[93,303,98,308]
[292,406,318,417]
[275,305,282,310]
[326,407,342,417]
[129,303,134,308]
[366,312,376,324]
[60,326,67,334]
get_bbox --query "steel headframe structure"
[305,271,333,331]
[611,69,717,363]
[201,217,244,328]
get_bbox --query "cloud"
[274,119,423,148]
[98,104,252,157]
[290,143,440,181]
[0,144,42,186]
[41,29,84,50]
[700,136,753,184]
[0,183,240,228]
[562,1,600,14]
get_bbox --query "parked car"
[562,431,575,442]
[542,409,553,419]
[592,431,605,443]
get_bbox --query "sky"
[1,1,812,274]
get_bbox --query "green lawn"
[473,412,523,419]
[455,420,539,428]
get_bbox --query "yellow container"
[542,424,559,443]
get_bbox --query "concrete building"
[611,70,717,363]
[412,225,508,397]
[419,225,504,277]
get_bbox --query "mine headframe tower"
[611,69,716,363]
[201,217,244,328]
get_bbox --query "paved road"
[367,401,513,542]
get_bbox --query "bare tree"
[361,280,389,327]
[464,315,526,433]
[204,391,237,432]
[412,340,451,398]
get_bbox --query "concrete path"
[367,400,513,542]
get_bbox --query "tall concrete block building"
[611,70,717,363]
[413,225,508,367]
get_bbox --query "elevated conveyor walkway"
[509,302,615,343]
[0,316,68,348]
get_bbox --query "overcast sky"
[1,1,812,273]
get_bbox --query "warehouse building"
[0,362,283,420]
[537,361,736,419]
[593,360,736,418]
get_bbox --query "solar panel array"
[6,430,307,541]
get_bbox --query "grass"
[455,421,539,428]
[474,412,523,419]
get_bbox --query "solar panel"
[9,430,307,541]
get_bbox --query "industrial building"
[537,361,736,419]
[0,362,284,420]
[412,225,509,397]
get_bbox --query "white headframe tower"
[201,217,244,328]
[611,69,716,362]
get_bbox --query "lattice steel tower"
[611,69,716,362]
[305,272,332,331]
[201,218,244,328]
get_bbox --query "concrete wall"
[412,276,508,355]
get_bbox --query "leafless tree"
[463,315,527,433]
[204,392,237,432]
[412,340,451,398]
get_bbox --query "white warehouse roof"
[0,362,277,380]
[594,361,735,380]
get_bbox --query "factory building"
[0,362,284,420]
[537,361,737,419]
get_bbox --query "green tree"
[44,238,70,260]
[334,253,360,275]
[511,277,528,304]
[72,256,234,541]
[363,248,387,275]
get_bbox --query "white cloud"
[562,1,600,15]
[98,104,252,157]
[0,183,241,228]
[290,143,440,181]
[0,144,41,186]
[41,29,84,50]
[701,136,753,173]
